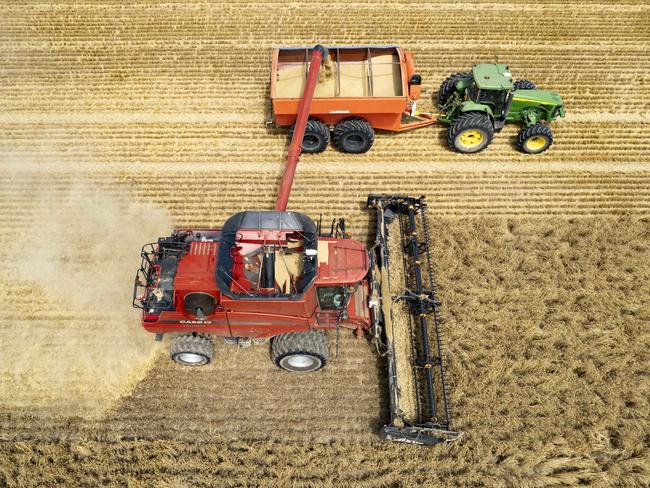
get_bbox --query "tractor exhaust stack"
[368,194,462,445]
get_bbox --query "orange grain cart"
[270,46,437,153]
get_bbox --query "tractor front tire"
[448,112,494,153]
[437,72,472,106]
[272,330,329,373]
[333,118,374,154]
[289,119,330,153]
[171,334,214,366]
[517,124,553,154]
[513,79,537,90]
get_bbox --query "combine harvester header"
[133,45,461,446]
[368,194,460,444]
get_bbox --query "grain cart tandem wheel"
[448,112,494,153]
[272,330,329,372]
[333,118,375,153]
[170,334,214,366]
[289,118,330,153]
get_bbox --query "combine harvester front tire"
[272,330,329,372]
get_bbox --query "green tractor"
[437,64,565,154]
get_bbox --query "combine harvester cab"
[368,194,462,445]
[270,45,437,154]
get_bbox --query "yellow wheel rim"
[458,129,483,147]
[526,135,547,151]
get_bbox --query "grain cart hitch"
[368,194,461,445]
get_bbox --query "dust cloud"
[0,173,172,418]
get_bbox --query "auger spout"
[275,45,328,212]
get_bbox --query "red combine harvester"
[133,46,460,445]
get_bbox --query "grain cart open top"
[270,45,436,153]
[133,46,461,445]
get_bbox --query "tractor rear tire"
[272,330,329,373]
[333,118,374,154]
[517,123,553,154]
[289,119,330,153]
[513,79,537,90]
[448,112,494,153]
[437,72,472,107]
[170,334,213,366]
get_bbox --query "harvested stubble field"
[1,0,650,486]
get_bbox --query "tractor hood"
[512,89,564,108]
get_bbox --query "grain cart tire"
[517,123,553,154]
[437,71,472,106]
[289,118,330,153]
[448,112,494,153]
[272,330,329,372]
[333,118,374,154]
[170,334,213,366]
[513,79,537,90]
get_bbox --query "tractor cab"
[468,63,514,120]
[216,210,318,299]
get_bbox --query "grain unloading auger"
[368,194,461,445]
[133,45,461,446]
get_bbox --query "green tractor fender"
[455,77,472,91]
[459,101,494,120]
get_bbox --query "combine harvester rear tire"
[367,194,462,446]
